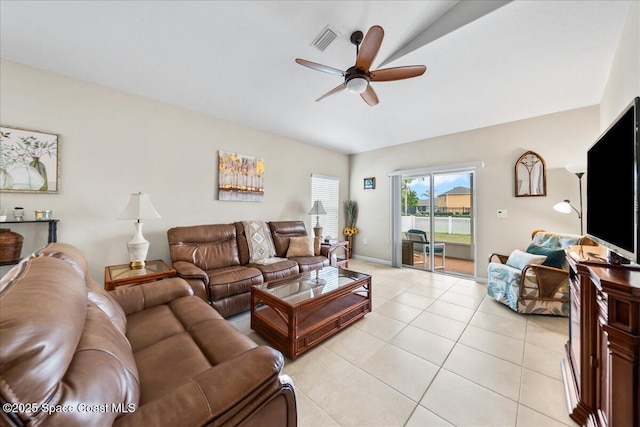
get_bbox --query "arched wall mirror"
[515,150,547,197]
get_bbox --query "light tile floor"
[227,259,578,427]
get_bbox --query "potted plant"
[343,200,358,256]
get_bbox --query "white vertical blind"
[311,174,339,239]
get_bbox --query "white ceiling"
[0,1,632,154]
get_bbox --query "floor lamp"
[553,166,584,235]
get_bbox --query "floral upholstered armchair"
[487,230,596,316]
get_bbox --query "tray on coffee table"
[250,266,371,359]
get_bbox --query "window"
[311,174,339,239]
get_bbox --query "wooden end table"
[321,240,350,268]
[104,259,176,291]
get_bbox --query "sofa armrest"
[109,277,194,315]
[320,245,330,257]
[173,260,209,285]
[113,346,296,427]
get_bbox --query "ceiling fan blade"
[295,58,345,76]
[360,85,379,106]
[370,65,427,82]
[355,25,384,72]
[316,84,346,102]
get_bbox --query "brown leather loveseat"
[0,243,296,427]
[167,220,330,318]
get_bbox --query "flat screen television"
[586,96,639,264]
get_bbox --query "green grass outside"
[434,232,471,244]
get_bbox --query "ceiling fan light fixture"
[346,76,368,94]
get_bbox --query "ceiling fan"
[295,25,426,106]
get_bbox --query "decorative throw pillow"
[243,221,276,263]
[526,243,565,269]
[506,249,547,270]
[287,236,315,257]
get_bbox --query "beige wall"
[0,59,349,280]
[2,1,637,283]
[349,1,639,280]
[600,0,639,129]
[349,106,600,278]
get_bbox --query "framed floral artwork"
[1,126,60,193]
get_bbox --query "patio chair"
[406,229,445,269]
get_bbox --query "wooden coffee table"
[250,266,371,359]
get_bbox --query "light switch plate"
[497,209,508,218]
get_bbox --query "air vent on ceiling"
[311,25,339,52]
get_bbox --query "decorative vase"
[7,164,44,191]
[0,167,13,189]
[346,235,354,258]
[29,157,48,191]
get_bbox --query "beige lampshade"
[118,192,161,220]
[308,200,327,216]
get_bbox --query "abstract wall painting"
[218,151,264,201]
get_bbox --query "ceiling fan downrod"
[350,30,363,55]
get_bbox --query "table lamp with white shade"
[118,192,161,269]
[308,200,327,238]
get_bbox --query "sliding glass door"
[398,170,475,277]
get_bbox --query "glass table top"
[107,259,171,281]
[254,266,369,305]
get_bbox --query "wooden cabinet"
[561,245,640,427]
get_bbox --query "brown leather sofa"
[0,243,297,427]
[167,221,330,318]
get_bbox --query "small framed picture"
[364,177,376,190]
